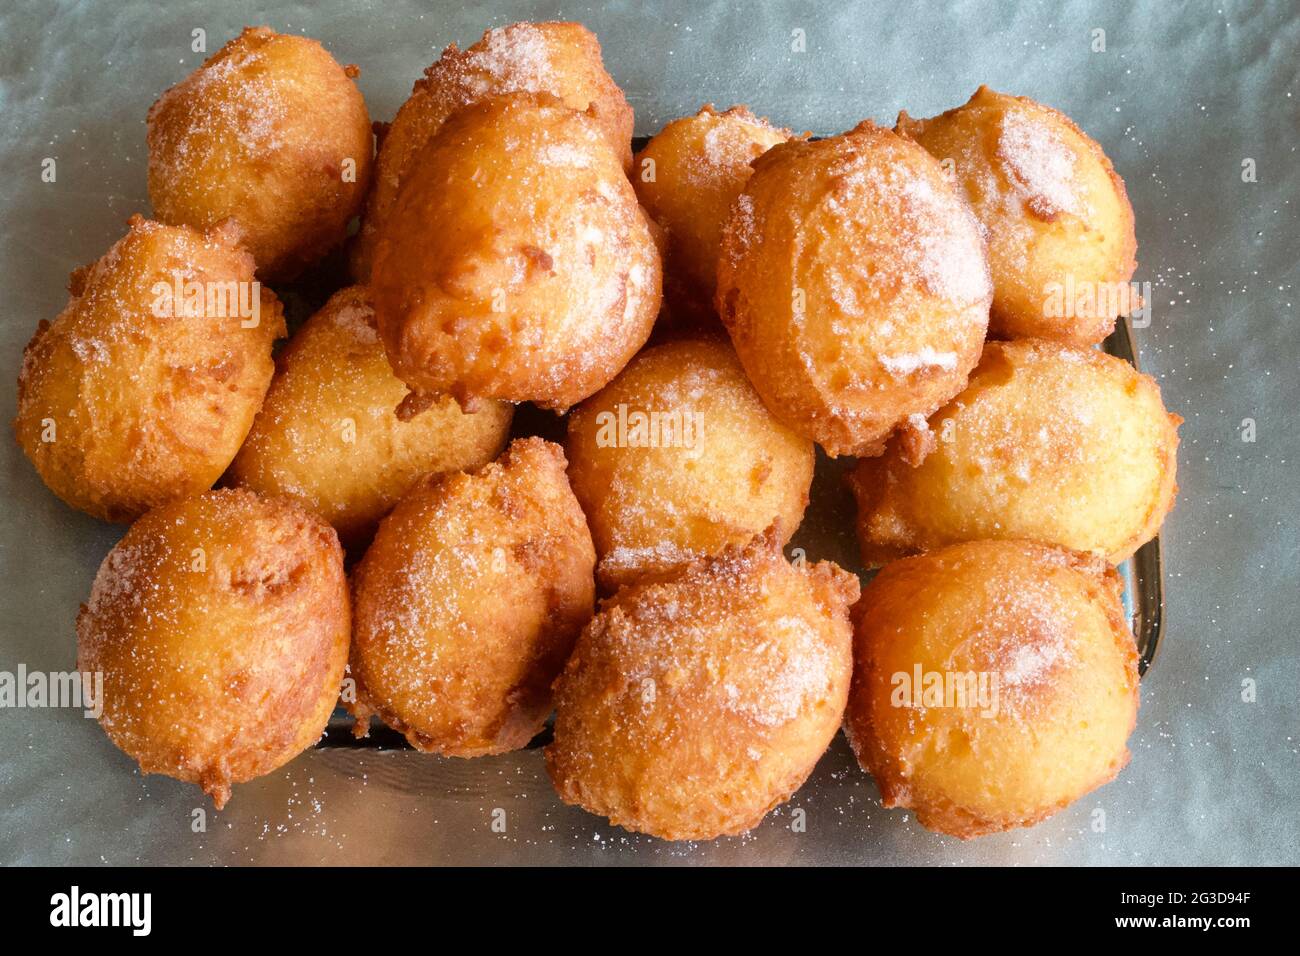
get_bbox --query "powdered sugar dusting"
[816,147,991,306]
[722,192,757,270]
[460,22,556,93]
[581,544,850,732]
[689,110,785,187]
[879,347,958,376]
[86,537,155,617]
[148,33,290,199]
[723,616,836,727]
[1001,639,1067,688]
[327,299,379,345]
[997,109,1089,219]
[976,570,1079,715]
[599,541,694,578]
[536,141,594,168]
[894,168,992,305]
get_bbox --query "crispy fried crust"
[546,529,860,841]
[845,539,1139,839]
[370,92,661,411]
[633,105,792,322]
[566,335,814,590]
[76,489,351,809]
[226,286,512,550]
[349,438,595,756]
[896,86,1138,346]
[14,215,284,522]
[351,21,633,280]
[147,26,373,281]
[849,339,1180,565]
[715,121,992,457]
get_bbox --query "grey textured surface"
[0,0,1296,865]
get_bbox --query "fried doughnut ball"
[897,86,1137,345]
[716,121,992,457]
[371,92,662,412]
[850,339,1179,566]
[349,438,595,756]
[566,336,814,590]
[352,20,633,280]
[845,540,1139,839]
[226,286,511,549]
[546,530,860,841]
[147,26,372,281]
[76,489,350,809]
[14,215,284,523]
[633,105,791,317]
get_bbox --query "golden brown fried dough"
[351,21,633,280]
[850,339,1179,565]
[77,489,350,809]
[845,540,1139,839]
[546,530,859,841]
[226,286,511,549]
[371,92,661,412]
[897,86,1137,345]
[14,215,284,523]
[633,105,791,319]
[147,26,373,281]
[349,438,595,756]
[566,336,814,590]
[716,121,992,457]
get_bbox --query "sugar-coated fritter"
[14,215,284,523]
[351,20,633,280]
[850,339,1179,566]
[845,540,1139,839]
[371,92,661,412]
[546,529,860,841]
[226,286,511,549]
[147,26,373,281]
[77,489,351,809]
[633,105,792,321]
[349,438,595,756]
[566,336,814,590]
[715,121,992,457]
[897,86,1137,345]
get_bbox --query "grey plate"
[2,0,1296,867]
